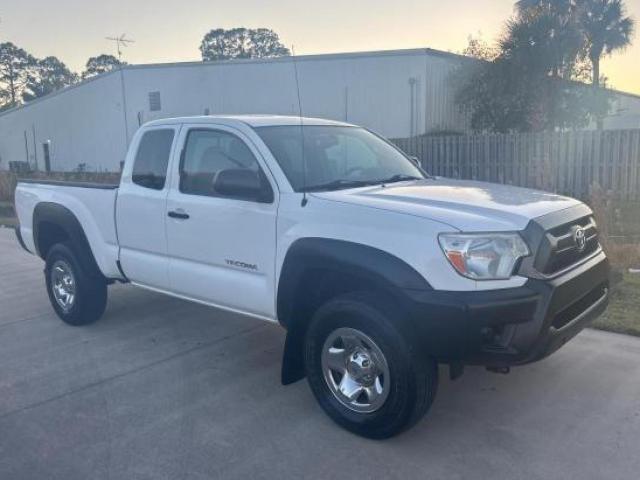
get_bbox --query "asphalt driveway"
[1,227,639,479]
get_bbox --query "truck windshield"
[254,125,425,192]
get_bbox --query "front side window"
[132,129,175,190]
[254,125,424,192]
[180,129,268,200]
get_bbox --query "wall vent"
[148,91,162,111]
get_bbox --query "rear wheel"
[304,292,438,439]
[45,242,107,326]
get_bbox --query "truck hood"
[311,178,582,231]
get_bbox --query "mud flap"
[281,328,306,385]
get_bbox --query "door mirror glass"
[213,168,273,203]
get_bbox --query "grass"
[592,272,640,337]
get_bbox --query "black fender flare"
[33,202,104,279]
[277,237,432,384]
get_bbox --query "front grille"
[552,283,607,329]
[534,215,599,275]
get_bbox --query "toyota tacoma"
[14,115,609,438]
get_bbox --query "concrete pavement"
[0,227,639,479]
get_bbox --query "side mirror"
[409,156,420,167]
[213,168,273,203]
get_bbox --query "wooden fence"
[393,129,640,201]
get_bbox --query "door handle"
[168,210,190,220]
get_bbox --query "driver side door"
[165,124,278,320]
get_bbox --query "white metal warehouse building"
[1,47,639,172]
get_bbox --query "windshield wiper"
[303,174,425,192]
[375,174,424,185]
[303,179,379,192]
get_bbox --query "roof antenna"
[105,33,135,61]
[291,46,308,207]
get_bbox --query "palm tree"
[507,2,584,81]
[576,0,634,87]
[515,0,574,17]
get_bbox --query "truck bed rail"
[17,179,119,190]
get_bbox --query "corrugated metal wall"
[121,49,469,141]
[0,73,128,172]
[0,49,472,172]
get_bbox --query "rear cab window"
[132,129,175,190]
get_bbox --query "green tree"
[200,27,290,61]
[575,0,634,87]
[454,0,622,132]
[246,28,291,58]
[0,42,37,109]
[82,54,124,79]
[461,34,499,61]
[23,56,78,101]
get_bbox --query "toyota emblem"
[574,227,586,252]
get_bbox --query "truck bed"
[14,180,122,279]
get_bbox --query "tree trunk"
[8,62,16,106]
[592,57,603,130]
[592,57,600,87]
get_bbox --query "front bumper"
[407,250,610,367]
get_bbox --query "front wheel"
[45,242,107,326]
[304,292,438,439]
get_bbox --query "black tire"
[304,291,438,439]
[45,242,107,326]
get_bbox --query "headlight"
[438,233,530,280]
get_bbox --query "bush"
[588,182,640,271]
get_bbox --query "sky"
[1,0,639,94]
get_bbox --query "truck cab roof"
[144,114,355,129]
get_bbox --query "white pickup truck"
[14,115,609,438]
